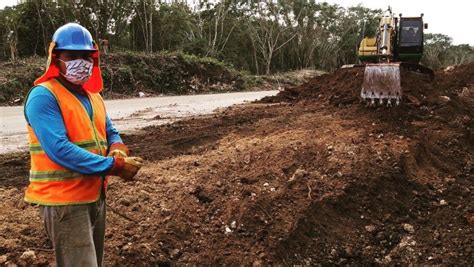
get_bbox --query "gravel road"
[0,90,278,154]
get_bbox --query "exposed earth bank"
[0,63,472,265]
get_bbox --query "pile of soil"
[0,62,472,265]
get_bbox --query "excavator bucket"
[361,63,401,105]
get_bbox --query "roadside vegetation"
[2,1,471,71]
[0,51,321,105]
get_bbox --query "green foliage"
[0,0,472,74]
[445,44,474,66]
[0,51,245,105]
[100,50,245,95]
[155,4,196,51]
[422,33,474,69]
[0,56,45,104]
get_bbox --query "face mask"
[59,58,93,85]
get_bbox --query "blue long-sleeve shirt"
[25,85,122,175]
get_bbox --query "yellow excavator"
[357,7,434,106]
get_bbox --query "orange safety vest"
[24,78,109,205]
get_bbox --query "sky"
[1,0,472,45]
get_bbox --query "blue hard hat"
[52,23,97,51]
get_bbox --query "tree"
[3,6,19,60]
[445,44,474,66]
[246,1,301,74]
[285,0,323,70]
[154,3,195,51]
[422,33,452,69]
[2,0,470,73]
[130,0,156,53]
[338,5,380,65]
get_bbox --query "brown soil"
[1,63,473,266]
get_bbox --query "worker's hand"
[121,157,144,181]
[108,156,144,181]
[107,143,129,158]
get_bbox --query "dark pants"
[39,196,106,267]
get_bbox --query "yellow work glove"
[107,143,129,158]
[109,156,144,181]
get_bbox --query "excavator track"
[399,62,434,80]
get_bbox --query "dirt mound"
[264,62,474,107]
[263,62,474,143]
[0,63,472,265]
[262,67,363,105]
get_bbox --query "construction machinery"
[357,7,433,106]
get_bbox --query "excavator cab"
[397,17,425,62]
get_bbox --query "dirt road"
[0,90,277,154]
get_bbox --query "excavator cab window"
[399,19,423,45]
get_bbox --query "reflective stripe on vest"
[24,78,108,205]
[29,140,108,154]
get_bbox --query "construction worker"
[23,23,143,267]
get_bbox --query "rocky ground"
[0,63,472,266]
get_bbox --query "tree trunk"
[149,0,153,53]
[249,35,259,75]
[35,0,47,55]
[265,50,273,75]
